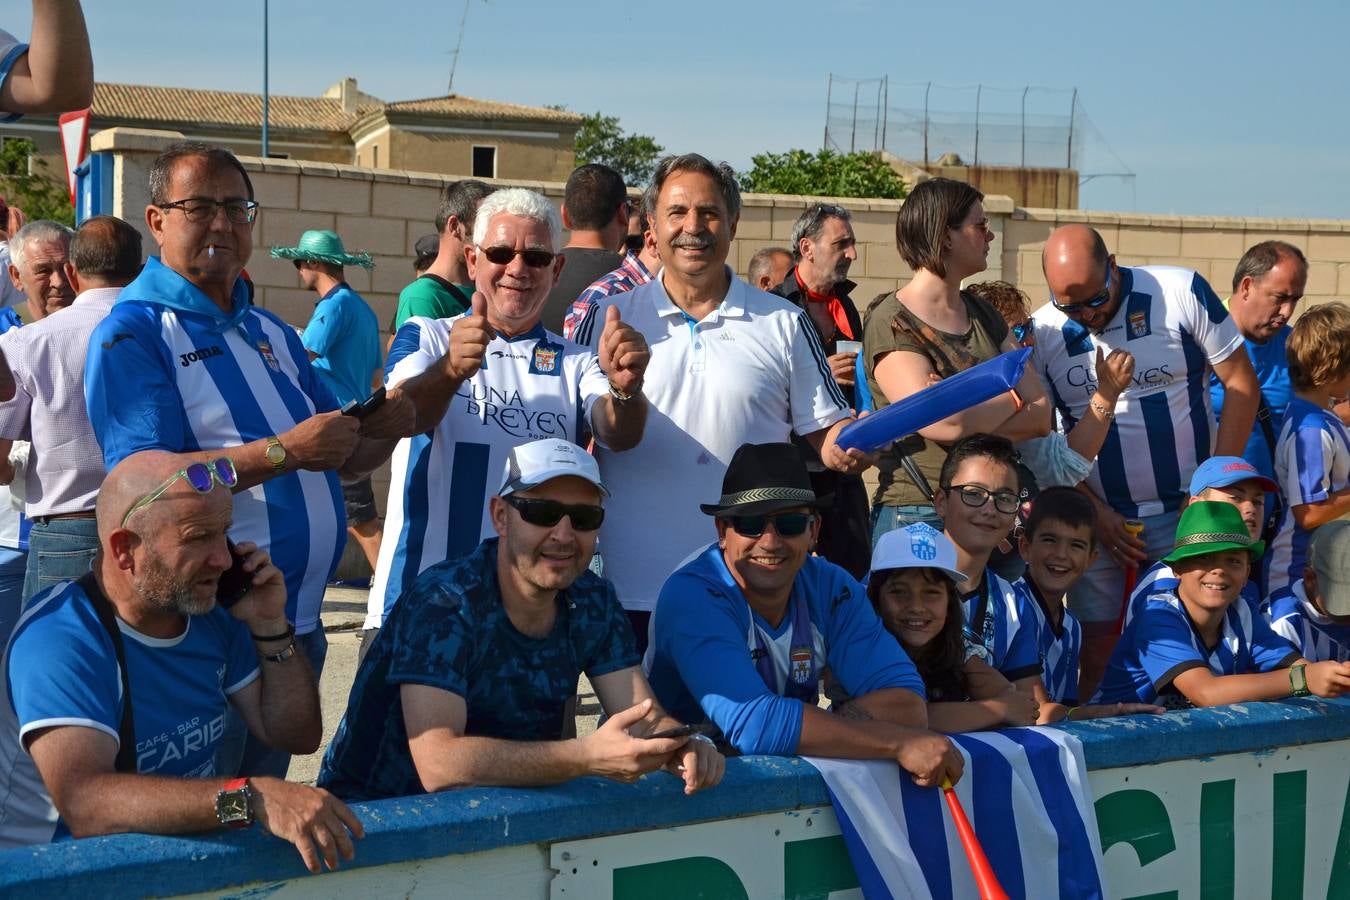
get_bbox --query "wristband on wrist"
[608,381,640,402]
[261,642,297,664]
[251,622,295,643]
[1008,388,1025,414]
[1062,706,1078,722]
[1290,663,1310,696]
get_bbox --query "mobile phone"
[835,340,863,357]
[216,538,252,608]
[646,723,713,740]
[341,386,386,420]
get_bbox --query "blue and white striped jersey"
[364,315,607,629]
[1033,266,1243,519]
[961,568,1042,684]
[1014,578,1083,705]
[1264,397,1350,598]
[86,259,344,634]
[1269,581,1350,663]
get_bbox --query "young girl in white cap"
[865,523,1039,731]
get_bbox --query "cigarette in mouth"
[208,246,215,258]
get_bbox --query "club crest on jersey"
[1128,307,1151,339]
[790,647,813,684]
[530,339,562,376]
[256,339,281,372]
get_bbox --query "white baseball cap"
[498,439,608,497]
[870,523,968,583]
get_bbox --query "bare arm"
[589,393,648,453]
[797,703,964,787]
[27,728,362,873]
[0,0,94,114]
[401,681,697,792]
[1291,488,1350,531]
[1211,350,1260,457]
[1171,658,1350,707]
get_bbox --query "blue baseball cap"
[1188,456,1278,496]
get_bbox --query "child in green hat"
[1092,501,1350,709]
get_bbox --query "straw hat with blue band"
[1161,501,1264,564]
[270,229,375,269]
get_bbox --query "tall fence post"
[823,74,833,150]
[1020,85,1028,167]
[881,76,889,154]
[973,84,982,167]
[1066,87,1078,169]
[923,81,931,165]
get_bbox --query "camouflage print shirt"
[317,538,639,801]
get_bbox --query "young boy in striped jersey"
[1094,502,1350,709]
[1269,520,1350,662]
[934,434,1042,694]
[1015,487,1163,722]
[1264,302,1350,599]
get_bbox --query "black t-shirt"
[541,248,623,333]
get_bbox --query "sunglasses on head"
[122,458,239,527]
[1050,266,1113,314]
[504,495,605,531]
[479,245,556,268]
[726,512,816,538]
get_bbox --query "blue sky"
[15,0,1348,217]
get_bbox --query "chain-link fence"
[824,77,1135,205]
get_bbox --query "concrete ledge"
[3,697,1350,898]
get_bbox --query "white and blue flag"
[807,728,1106,899]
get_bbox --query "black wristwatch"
[216,777,254,828]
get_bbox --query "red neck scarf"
[795,268,853,341]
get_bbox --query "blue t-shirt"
[318,538,639,801]
[961,568,1043,683]
[0,580,258,846]
[301,283,383,407]
[1092,590,1297,708]
[85,258,345,634]
[646,544,926,757]
[1210,327,1292,481]
[1269,581,1350,663]
[1015,578,1083,705]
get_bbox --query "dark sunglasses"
[504,495,605,531]
[726,512,816,538]
[122,458,239,527]
[943,483,1020,515]
[480,245,556,268]
[1050,266,1113,314]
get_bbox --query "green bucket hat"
[1162,500,1264,565]
[270,230,374,269]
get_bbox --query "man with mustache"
[1210,241,1308,484]
[573,154,873,653]
[770,203,870,580]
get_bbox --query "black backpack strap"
[1254,390,1277,463]
[77,572,137,773]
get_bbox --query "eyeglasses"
[1011,321,1032,344]
[943,483,1020,515]
[121,458,239,527]
[726,512,816,538]
[504,495,605,531]
[1050,266,1113,314]
[479,245,556,268]
[157,198,259,225]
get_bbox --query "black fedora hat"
[699,442,830,517]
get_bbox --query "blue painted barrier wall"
[3,696,1348,898]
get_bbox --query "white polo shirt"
[573,270,850,612]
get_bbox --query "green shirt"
[862,290,1008,508]
[391,275,472,330]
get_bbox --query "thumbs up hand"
[598,304,649,397]
[445,291,496,382]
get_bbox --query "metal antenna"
[447,0,473,93]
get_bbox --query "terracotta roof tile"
[89,83,580,133]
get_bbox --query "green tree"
[0,138,73,226]
[574,112,663,186]
[740,149,906,200]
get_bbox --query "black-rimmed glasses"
[943,483,1020,515]
[158,198,259,224]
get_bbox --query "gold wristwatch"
[264,436,287,472]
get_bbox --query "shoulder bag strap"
[77,572,137,773]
